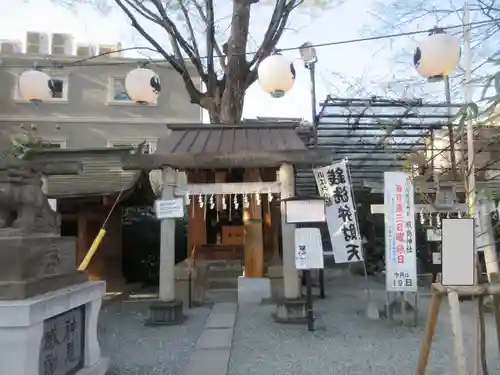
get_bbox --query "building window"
[107,77,157,105]
[108,141,156,154]
[109,78,131,102]
[50,78,65,99]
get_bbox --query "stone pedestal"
[174,261,206,307]
[273,298,308,324]
[237,277,271,303]
[0,281,109,375]
[146,300,184,326]
[0,233,87,300]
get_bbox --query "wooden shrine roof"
[121,122,331,170]
[23,147,142,198]
[157,122,308,154]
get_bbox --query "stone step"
[204,288,238,303]
[208,278,238,290]
[207,268,242,279]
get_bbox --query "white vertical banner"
[313,160,363,263]
[384,172,417,292]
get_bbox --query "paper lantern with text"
[258,54,296,98]
[125,68,161,104]
[18,69,54,102]
[414,29,461,79]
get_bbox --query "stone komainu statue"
[0,167,60,233]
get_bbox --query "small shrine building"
[122,122,329,305]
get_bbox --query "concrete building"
[0,31,202,151]
[0,32,201,289]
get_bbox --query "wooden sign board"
[222,226,244,245]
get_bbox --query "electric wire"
[1,17,498,69]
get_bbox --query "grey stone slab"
[196,327,234,350]
[184,349,230,375]
[211,302,237,315]
[205,312,236,329]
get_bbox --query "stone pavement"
[226,275,500,375]
[183,302,237,375]
[99,274,500,375]
[99,297,211,375]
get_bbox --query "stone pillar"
[279,164,300,299]
[159,168,177,301]
[274,164,307,324]
[146,167,184,325]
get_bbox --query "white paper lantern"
[125,67,161,104]
[414,30,461,78]
[258,54,295,98]
[18,69,54,102]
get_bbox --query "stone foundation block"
[145,299,184,326]
[273,298,308,324]
[0,281,109,375]
[237,277,271,304]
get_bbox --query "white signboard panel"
[384,172,417,292]
[294,227,324,270]
[155,198,184,219]
[442,218,475,286]
[285,199,326,223]
[313,160,363,263]
[426,229,442,242]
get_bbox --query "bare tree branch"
[192,0,226,71]
[114,0,205,105]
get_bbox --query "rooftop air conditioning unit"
[26,32,49,55]
[76,44,96,57]
[51,33,74,55]
[98,43,122,57]
[0,40,22,54]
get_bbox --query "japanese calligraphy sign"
[294,227,324,269]
[384,172,417,292]
[313,160,363,263]
[39,305,85,375]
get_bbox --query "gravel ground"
[228,274,500,375]
[98,298,210,375]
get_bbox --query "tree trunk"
[219,92,244,123]
[218,0,251,124]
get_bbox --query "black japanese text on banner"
[313,160,363,263]
[384,172,417,292]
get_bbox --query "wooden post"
[448,289,468,375]
[490,272,500,354]
[187,171,206,254]
[261,168,278,263]
[243,168,264,277]
[415,290,443,375]
[416,282,500,375]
